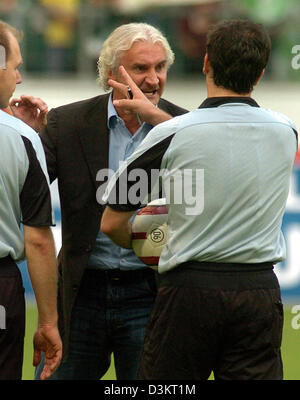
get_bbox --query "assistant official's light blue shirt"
[87,94,153,270]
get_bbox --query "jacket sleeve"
[39,108,59,184]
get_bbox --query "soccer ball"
[132,198,168,267]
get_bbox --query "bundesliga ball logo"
[132,199,168,268]
[150,228,165,243]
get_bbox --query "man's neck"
[115,107,141,135]
[206,77,251,98]
[206,87,251,98]
[112,91,141,135]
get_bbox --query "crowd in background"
[0,0,300,79]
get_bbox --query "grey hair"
[97,22,175,91]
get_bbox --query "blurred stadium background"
[1,0,299,379]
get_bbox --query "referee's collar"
[199,97,260,109]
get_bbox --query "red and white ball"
[132,198,168,267]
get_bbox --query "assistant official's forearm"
[24,226,58,325]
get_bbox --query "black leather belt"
[86,268,154,283]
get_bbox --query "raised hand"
[108,66,171,126]
[9,94,48,132]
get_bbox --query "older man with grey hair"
[20,22,187,380]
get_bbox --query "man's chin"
[145,93,160,106]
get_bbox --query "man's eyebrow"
[157,60,167,66]
[132,60,167,68]
[132,62,147,68]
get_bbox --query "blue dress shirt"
[87,94,153,270]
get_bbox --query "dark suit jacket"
[40,93,188,359]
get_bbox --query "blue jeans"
[35,268,156,380]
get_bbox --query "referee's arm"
[20,136,62,380]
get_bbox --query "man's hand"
[108,66,172,126]
[9,94,48,132]
[101,206,135,249]
[33,323,62,380]
[24,225,62,380]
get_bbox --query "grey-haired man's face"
[110,41,168,106]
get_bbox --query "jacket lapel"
[77,95,185,191]
[77,94,110,190]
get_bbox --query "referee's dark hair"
[0,20,22,62]
[206,19,271,94]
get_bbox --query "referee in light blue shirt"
[101,20,298,380]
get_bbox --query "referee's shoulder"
[0,109,36,140]
[262,107,297,128]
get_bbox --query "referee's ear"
[254,69,265,87]
[202,53,210,76]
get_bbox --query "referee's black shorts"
[0,256,25,380]
[138,261,283,380]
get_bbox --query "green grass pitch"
[22,304,300,380]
